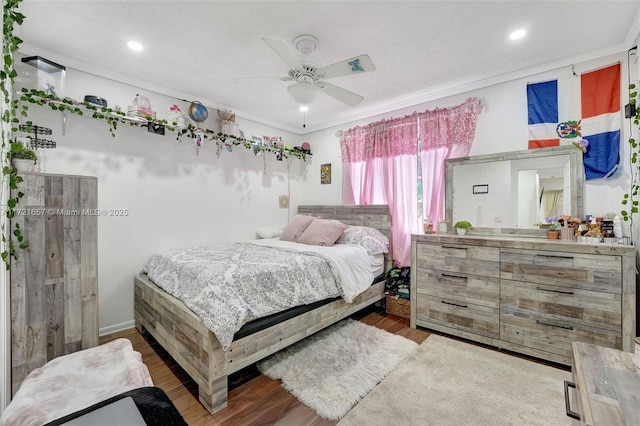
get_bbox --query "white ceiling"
[16,1,640,135]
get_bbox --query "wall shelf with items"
[18,89,312,161]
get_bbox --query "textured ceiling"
[15,0,640,134]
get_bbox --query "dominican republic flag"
[527,80,559,149]
[581,63,621,180]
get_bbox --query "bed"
[134,205,391,414]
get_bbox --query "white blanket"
[144,239,374,351]
[0,339,153,426]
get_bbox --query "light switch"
[279,195,289,209]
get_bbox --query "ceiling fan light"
[288,82,320,104]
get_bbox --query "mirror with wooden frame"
[445,145,585,237]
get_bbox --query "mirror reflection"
[445,146,584,235]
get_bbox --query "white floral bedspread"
[143,239,374,351]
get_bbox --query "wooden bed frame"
[134,205,391,414]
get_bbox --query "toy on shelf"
[127,94,156,120]
[166,104,186,128]
[217,109,238,136]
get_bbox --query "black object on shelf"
[19,124,57,149]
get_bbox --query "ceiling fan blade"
[318,82,364,106]
[261,37,303,70]
[231,76,293,84]
[320,54,376,79]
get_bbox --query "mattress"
[233,272,385,340]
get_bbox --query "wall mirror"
[445,145,585,237]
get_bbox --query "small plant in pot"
[454,220,472,235]
[546,216,559,240]
[9,142,38,172]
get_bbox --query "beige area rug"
[256,318,419,420]
[339,334,573,426]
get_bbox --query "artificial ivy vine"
[621,82,639,223]
[19,89,311,161]
[1,0,27,270]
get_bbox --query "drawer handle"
[442,245,468,250]
[440,273,468,281]
[536,254,574,260]
[535,287,575,295]
[563,381,581,420]
[441,300,468,308]
[536,320,574,331]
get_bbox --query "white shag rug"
[257,318,418,420]
[338,334,573,426]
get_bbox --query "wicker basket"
[385,296,410,319]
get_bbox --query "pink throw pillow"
[297,219,348,246]
[280,215,316,242]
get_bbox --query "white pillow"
[256,226,283,239]
[335,226,389,255]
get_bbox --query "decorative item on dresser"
[410,233,636,365]
[10,173,98,395]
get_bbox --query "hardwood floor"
[99,308,430,425]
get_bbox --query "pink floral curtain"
[339,98,482,267]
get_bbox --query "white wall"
[20,67,308,334]
[305,52,636,239]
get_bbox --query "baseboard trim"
[99,320,135,337]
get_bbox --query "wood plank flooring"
[99,308,430,425]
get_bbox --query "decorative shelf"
[18,89,312,161]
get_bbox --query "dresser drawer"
[500,279,621,331]
[416,269,499,308]
[415,294,499,339]
[415,243,500,278]
[500,312,621,359]
[500,249,621,293]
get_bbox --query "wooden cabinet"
[10,173,98,395]
[411,234,636,365]
[569,341,639,425]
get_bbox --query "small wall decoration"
[472,184,489,194]
[321,163,332,184]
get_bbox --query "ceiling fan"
[236,35,375,107]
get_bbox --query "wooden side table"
[567,341,640,425]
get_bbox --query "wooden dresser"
[10,173,98,395]
[410,234,636,365]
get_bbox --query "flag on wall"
[580,63,620,180]
[527,80,559,149]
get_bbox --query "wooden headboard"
[297,204,392,267]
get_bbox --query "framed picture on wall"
[321,163,331,185]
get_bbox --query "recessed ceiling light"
[509,29,526,40]
[127,41,143,51]
[299,105,309,112]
